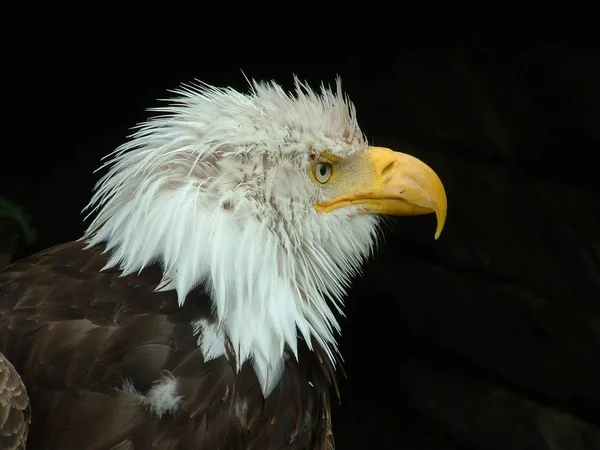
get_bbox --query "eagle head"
[83,77,447,394]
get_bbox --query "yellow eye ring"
[313,162,333,184]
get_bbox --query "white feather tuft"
[146,375,183,418]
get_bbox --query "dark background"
[2,16,600,449]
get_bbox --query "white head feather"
[83,77,381,395]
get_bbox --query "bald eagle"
[0,78,446,449]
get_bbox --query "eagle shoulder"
[0,241,338,449]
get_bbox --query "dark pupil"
[319,164,328,176]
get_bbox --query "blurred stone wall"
[0,219,20,270]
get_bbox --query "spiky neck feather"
[82,78,379,395]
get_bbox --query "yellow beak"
[314,147,447,239]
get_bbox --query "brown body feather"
[0,351,29,450]
[0,242,337,449]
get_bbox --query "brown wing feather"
[0,351,30,450]
[0,241,338,449]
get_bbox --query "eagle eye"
[313,162,333,184]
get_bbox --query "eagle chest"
[0,242,335,450]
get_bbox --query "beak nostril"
[381,160,396,180]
